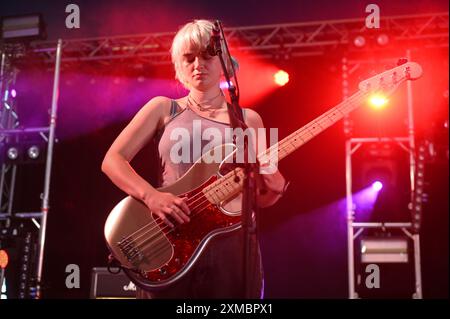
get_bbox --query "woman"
[101,19,287,298]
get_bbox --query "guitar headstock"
[358,61,423,96]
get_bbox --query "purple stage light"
[11,89,17,98]
[220,81,230,89]
[372,181,383,191]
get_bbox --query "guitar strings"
[124,168,246,260]
[120,89,378,265]
[118,189,212,252]
[126,194,216,261]
[119,187,208,245]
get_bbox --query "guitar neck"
[259,90,367,165]
[204,90,368,204]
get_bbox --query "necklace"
[188,91,224,111]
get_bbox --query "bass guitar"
[104,61,422,289]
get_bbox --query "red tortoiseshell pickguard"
[142,176,241,283]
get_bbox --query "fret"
[204,188,220,204]
[317,119,332,130]
[279,140,295,157]
[284,134,302,148]
[325,112,340,123]
[288,138,298,149]
[321,113,337,127]
[277,147,288,161]
[299,130,315,141]
[205,167,246,204]
[308,122,323,135]
[222,180,233,192]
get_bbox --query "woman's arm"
[101,96,190,226]
[244,108,287,208]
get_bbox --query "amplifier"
[90,267,136,299]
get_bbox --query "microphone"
[207,21,221,56]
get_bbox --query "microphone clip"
[208,21,222,57]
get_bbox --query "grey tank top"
[156,100,233,187]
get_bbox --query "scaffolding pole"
[35,39,62,299]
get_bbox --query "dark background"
[0,0,448,299]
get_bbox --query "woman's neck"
[188,88,224,105]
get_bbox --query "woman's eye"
[202,52,212,60]
[183,55,195,63]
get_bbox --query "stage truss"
[28,12,448,67]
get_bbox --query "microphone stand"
[211,20,266,298]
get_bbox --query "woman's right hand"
[144,191,191,228]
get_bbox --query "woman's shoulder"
[144,96,172,109]
[138,96,177,118]
[145,96,188,112]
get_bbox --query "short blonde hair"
[170,19,238,89]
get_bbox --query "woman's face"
[179,46,222,91]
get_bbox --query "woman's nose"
[194,56,204,69]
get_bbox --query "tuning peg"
[397,58,408,66]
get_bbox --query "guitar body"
[104,144,242,289]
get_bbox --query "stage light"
[0,250,8,269]
[10,89,16,98]
[376,33,390,46]
[1,13,46,42]
[27,145,40,160]
[274,70,289,86]
[2,142,46,164]
[372,181,383,191]
[369,94,388,109]
[361,237,408,263]
[6,147,19,161]
[220,81,230,89]
[353,35,366,48]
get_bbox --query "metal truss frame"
[0,51,20,217]
[342,50,424,299]
[0,40,62,299]
[29,12,448,66]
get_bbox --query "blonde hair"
[170,19,238,89]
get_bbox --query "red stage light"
[274,70,289,86]
[369,94,388,109]
[0,250,8,269]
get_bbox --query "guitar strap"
[170,99,179,117]
[226,102,246,122]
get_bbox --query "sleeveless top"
[156,100,231,187]
[136,100,263,299]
